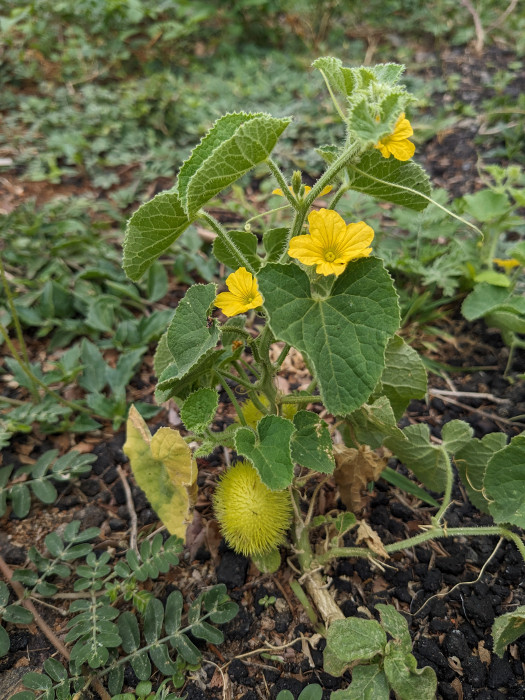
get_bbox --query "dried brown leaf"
[355,520,388,558]
[333,444,387,513]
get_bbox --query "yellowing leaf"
[124,405,198,539]
[333,444,387,513]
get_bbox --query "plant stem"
[328,185,349,210]
[278,394,319,404]
[265,158,298,209]
[273,343,291,369]
[198,211,255,274]
[0,256,32,371]
[245,204,291,226]
[216,373,247,426]
[432,446,454,525]
[316,525,525,565]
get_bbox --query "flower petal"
[391,114,414,140]
[288,233,325,266]
[308,209,347,251]
[386,139,415,161]
[214,291,247,317]
[226,267,254,298]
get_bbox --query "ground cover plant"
[1,3,525,699]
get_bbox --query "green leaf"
[484,433,525,527]
[330,664,389,700]
[212,230,260,274]
[153,331,173,378]
[441,420,474,454]
[146,261,169,302]
[381,468,440,508]
[384,646,437,700]
[181,388,219,432]
[384,423,449,493]
[263,227,289,263]
[131,650,151,680]
[117,611,140,653]
[79,339,108,392]
[276,692,293,700]
[11,483,31,518]
[2,604,33,624]
[43,658,67,682]
[461,190,510,222]
[170,633,201,665]
[455,432,507,512]
[180,112,290,217]
[312,56,349,97]
[323,618,387,676]
[474,270,511,287]
[462,283,510,320]
[379,335,427,419]
[376,604,411,653]
[258,259,399,416]
[492,605,525,657]
[144,598,164,644]
[30,479,57,504]
[167,283,220,374]
[347,397,406,449]
[347,151,431,211]
[349,99,394,143]
[235,415,295,489]
[177,113,249,203]
[108,666,125,697]
[165,590,183,636]
[297,685,323,700]
[509,241,525,265]
[291,410,334,474]
[156,347,225,403]
[21,673,52,691]
[0,625,9,657]
[123,190,192,281]
[252,548,281,574]
[191,621,224,644]
[149,643,178,675]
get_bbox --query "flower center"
[324,251,336,262]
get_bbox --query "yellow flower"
[272,184,333,199]
[288,208,374,277]
[214,267,263,317]
[493,258,520,270]
[375,113,415,161]
[213,461,292,556]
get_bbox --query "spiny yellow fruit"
[213,461,292,557]
[237,396,297,429]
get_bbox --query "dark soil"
[1,315,524,700]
